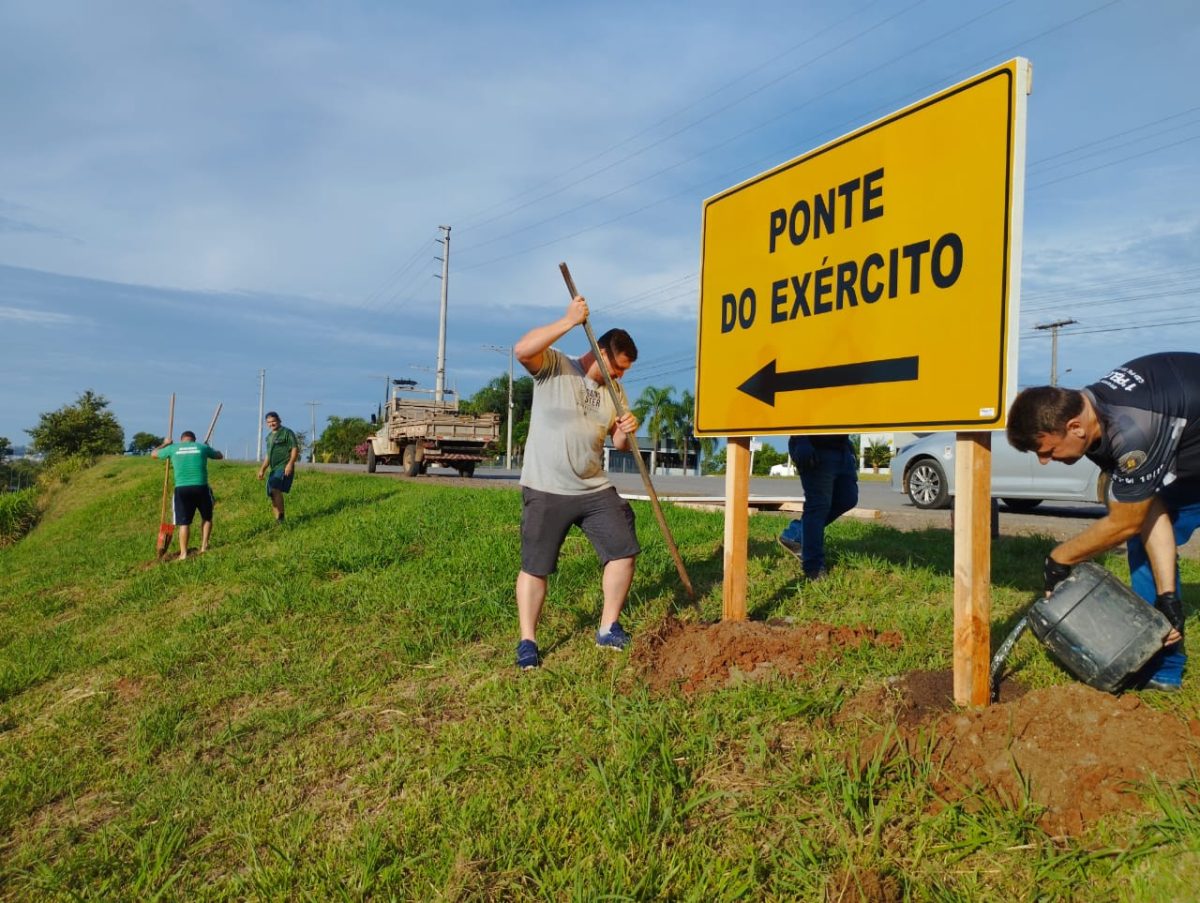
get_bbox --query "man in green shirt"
[257,411,299,523]
[152,430,224,559]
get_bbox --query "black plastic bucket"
[1027,561,1172,693]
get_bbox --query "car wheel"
[906,458,950,509]
[1001,498,1042,513]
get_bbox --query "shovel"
[155,394,176,557]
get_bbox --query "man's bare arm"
[1050,497,1155,565]
[611,412,638,451]
[514,296,588,375]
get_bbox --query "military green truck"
[365,379,499,478]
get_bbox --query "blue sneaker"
[516,639,540,670]
[1142,678,1181,693]
[778,535,804,561]
[596,622,632,651]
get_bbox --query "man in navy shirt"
[1007,352,1200,690]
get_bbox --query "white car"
[890,431,1108,511]
[769,462,797,476]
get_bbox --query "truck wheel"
[367,445,377,473]
[461,462,476,478]
[403,444,420,477]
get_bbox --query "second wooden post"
[953,431,992,706]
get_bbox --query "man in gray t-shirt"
[512,293,641,669]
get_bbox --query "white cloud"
[0,304,88,326]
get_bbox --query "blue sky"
[2,0,1198,457]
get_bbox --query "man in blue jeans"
[1007,352,1200,691]
[778,434,859,580]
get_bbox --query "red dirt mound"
[836,668,1028,729]
[632,615,903,694]
[843,675,1200,835]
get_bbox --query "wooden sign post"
[953,432,992,705]
[722,437,751,621]
[695,59,1031,708]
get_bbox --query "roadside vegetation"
[0,489,37,545]
[2,458,1199,898]
[0,390,127,545]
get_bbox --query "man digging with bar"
[512,294,640,670]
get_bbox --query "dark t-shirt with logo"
[1082,352,1200,502]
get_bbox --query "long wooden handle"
[203,402,223,444]
[159,393,176,526]
[559,262,695,598]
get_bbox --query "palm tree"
[633,385,676,474]
[672,390,713,476]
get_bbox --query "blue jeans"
[1127,482,1200,685]
[781,447,859,576]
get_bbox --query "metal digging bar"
[559,262,695,599]
[203,402,223,444]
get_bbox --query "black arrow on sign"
[737,355,920,406]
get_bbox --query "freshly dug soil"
[632,615,903,695]
[836,668,1029,729]
[635,616,1200,835]
[842,674,1200,835]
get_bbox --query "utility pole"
[256,369,266,461]
[484,344,515,470]
[1035,319,1078,386]
[306,401,321,462]
[366,374,391,422]
[434,225,451,403]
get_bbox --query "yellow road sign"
[695,58,1030,437]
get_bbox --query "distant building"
[604,435,700,476]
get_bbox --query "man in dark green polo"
[153,430,224,558]
[257,411,299,523]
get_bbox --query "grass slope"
[1,457,1199,900]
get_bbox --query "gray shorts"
[520,486,640,576]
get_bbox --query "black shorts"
[173,485,214,526]
[520,486,640,576]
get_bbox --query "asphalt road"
[311,461,1157,548]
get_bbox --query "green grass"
[0,489,38,545]
[2,456,1199,899]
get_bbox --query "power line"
[455,0,1018,262]
[452,0,907,236]
[453,1,1123,273]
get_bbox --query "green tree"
[128,432,163,455]
[753,445,789,475]
[464,373,534,461]
[633,385,677,474]
[864,439,892,471]
[27,390,124,463]
[313,416,376,463]
[0,436,12,492]
[671,390,714,476]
